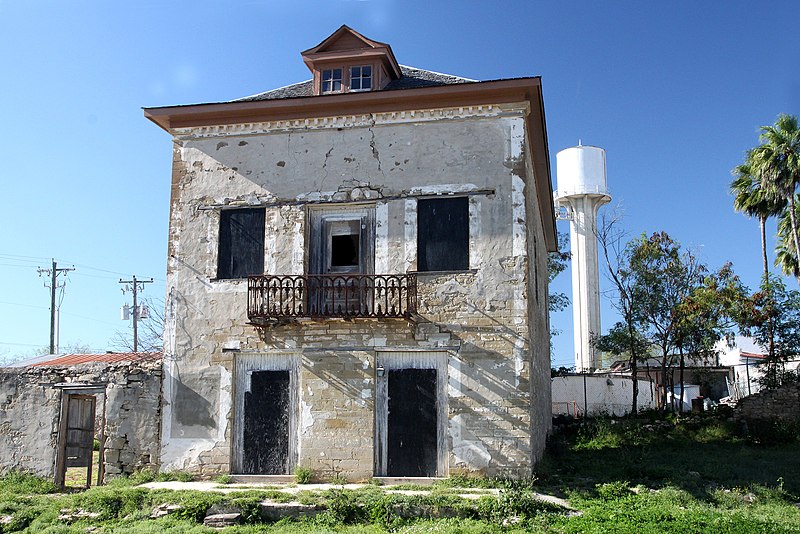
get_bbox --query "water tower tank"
[555,145,608,199]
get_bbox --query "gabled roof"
[234,65,475,102]
[6,352,162,368]
[301,24,401,79]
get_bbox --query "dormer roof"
[301,25,402,80]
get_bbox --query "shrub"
[595,481,632,501]
[294,466,313,484]
[0,471,57,495]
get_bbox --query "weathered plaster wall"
[0,361,162,479]
[161,104,551,479]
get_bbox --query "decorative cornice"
[173,103,529,140]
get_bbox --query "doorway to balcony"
[233,354,298,475]
[375,351,448,477]
[307,206,375,316]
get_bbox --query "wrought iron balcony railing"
[248,274,417,323]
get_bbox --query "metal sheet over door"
[387,368,437,476]
[375,351,448,477]
[233,354,298,474]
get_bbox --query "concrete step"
[228,474,294,484]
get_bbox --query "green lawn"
[1,412,798,533]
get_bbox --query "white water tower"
[555,144,611,372]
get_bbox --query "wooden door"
[56,394,96,488]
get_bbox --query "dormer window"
[302,25,402,96]
[321,69,343,93]
[349,66,372,91]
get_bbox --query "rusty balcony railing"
[248,274,417,322]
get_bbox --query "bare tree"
[109,296,165,353]
[594,210,646,414]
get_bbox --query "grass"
[0,411,798,532]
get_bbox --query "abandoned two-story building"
[144,25,557,480]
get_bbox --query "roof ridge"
[399,65,477,82]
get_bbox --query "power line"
[119,275,153,352]
[37,260,75,354]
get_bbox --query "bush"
[0,471,57,495]
[595,481,631,501]
[294,466,313,484]
[745,418,800,445]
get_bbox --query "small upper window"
[349,65,372,91]
[321,69,342,93]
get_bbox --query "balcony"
[248,274,417,323]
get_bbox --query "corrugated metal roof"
[21,352,162,367]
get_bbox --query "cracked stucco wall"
[161,104,552,479]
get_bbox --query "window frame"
[349,65,372,92]
[321,68,343,94]
[216,207,266,280]
[416,196,470,273]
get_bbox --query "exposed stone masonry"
[0,360,162,480]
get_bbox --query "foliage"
[3,430,800,532]
[736,274,800,388]
[598,229,741,412]
[0,471,57,495]
[548,231,571,315]
[730,149,786,275]
[739,113,800,277]
[293,466,313,484]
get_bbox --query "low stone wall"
[735,384,800,422]
[0,360,162,480]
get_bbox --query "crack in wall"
[318,145,334,194]
[368,115,387,181]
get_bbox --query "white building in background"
[554,145,611,372]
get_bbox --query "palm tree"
[752,114,800,271]
[731,151,786,276]
[775,197,800,277]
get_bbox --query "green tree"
[673,263,746,411]
[737,274,800,389]
[775,198,800,277]
[731,151,786,276]
[548,231,571,357]
[751,114,800,272]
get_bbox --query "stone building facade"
[0,355,162,485]
[145,26,556,480]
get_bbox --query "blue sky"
[0,1,798,366]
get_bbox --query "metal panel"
[218,208,266,279]
[232,353,299,474]
[374,351,448,477]
[417,197,469,272]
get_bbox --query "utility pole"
[119,276,153,352]
[37,260,75,354]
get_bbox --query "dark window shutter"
[417,197,469,272]
[217,208,265,279]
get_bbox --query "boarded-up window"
[417,197,469,272]
[217,208,265,279]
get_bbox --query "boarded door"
[387,368,438,477]
[242,370,290,474]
